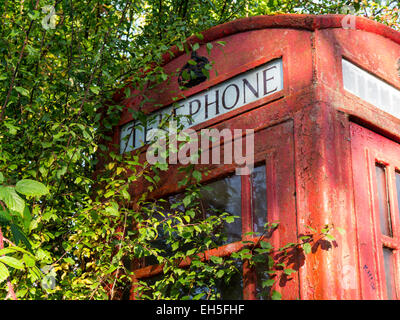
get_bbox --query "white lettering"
[121,58,283,152]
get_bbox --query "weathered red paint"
[105,14,400,300]
[351,123,400,299]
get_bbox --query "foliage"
[0,0,397,300]
[0,176,48,299]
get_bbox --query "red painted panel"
[118,27,313,126]
[313,27,400,142]
[351,122,400,299]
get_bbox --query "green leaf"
[0,262,9,283]
[210,255,223,264]
[64,257,75,264]
[182,195,191,208]
[192,43,200,51]
[325,234,336,241]
[262,279,275,288]
[0,186,25,214]
[23,254,35,268]
[11,224,32,252]
[0,172,4,184]
[0,246,31,256]
[15,86,30,97]
[193,292,205,300]
[269,222,279,229]
[22,206,32,231]
[216,269,224,278]
[144,175,155,185]
[105,201,119,217]
[0,256,25,270]
[171,242,179,251]
[16,179,49,197]
[121,188,131,200]
[0,209,12,224]
[28,266,42,282]
[176,42,184,51]
[105,264,117,275]
[4,122,18,135]
[206,43,213,55]
[225,216,235,223]
[16,288,28,298]
[155,162,168,171]
[56,166,67,179]
[306,225,316,233]
[192,170,202,182]
[104,190,114,198]
[195,32,204,40]
[271,290,282,300]
[303,242,312,255]
[90,86,100,94]
[284,268,296,276]
[260,241,272,250]
[28,10,40,20]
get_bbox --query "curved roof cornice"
[161,14,400,66]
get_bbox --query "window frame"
[129,121,298,300]
[130,169,265,300]
[371,159,400,299]
[351,122,400,300]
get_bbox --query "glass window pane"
[120,121,135,154]
[216,260,243,300]
[139,273,164,299]
[396,172,400,223]
[382,247,395,300]
[141,262,244,300]
[142,255,245,299]
[252,164,267,235]
[145,194,186,265]
[200,174,242,243]
[256,254,271,300]
[375,164,392,236]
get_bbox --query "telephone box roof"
[160,14,400,66]
[112,14,400,103]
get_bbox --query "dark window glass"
[139,273,164,299]
[396,172,400,223]
[175,260,243,300]
[376,164,392,236]
[256,254,271,300]
[142,262,244,300]
[383,247,395,300]
[200,174,242,243]
[145,194,187,265]
[252,164,267,235]
[216,261,243,300]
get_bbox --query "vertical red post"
[242,174,257,299]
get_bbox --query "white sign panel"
[120,58,283,153]
[342,59,400,120]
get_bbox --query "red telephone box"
[108,14,400,300]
